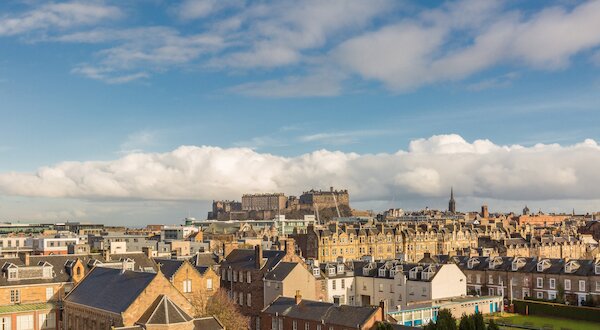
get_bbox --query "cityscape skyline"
[1,0,600,225]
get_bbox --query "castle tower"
[448,187,456,213]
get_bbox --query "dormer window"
[565,261,580,274]
[379,268,386,277]
[337,265,344,273]
[537,259,550,272]
[409,266,422,280]
[512,258,525,271]
[8,268,17,280]
[328,267,335,276]
[595,263,600,275]
[313,268,320,277]
[467,258,479,269]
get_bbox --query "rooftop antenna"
[332,191,341,218]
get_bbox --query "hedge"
[513,299,600,323]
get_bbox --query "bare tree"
[194,289,249,330]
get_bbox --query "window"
[596,281,600,292]
[316,326,321,330]
[247,271,251,283]
[293,320,298,330]
[240,271,244,283]
[488,275,493,284]
[10,289,20,303]
[16,314,34,330]
[46,287,54,300]
[183,279,192,293]
[0,317,11,330]
[247,293,251,306]
[233,271,238,282]
[279,318,283,330]
[390,284,394,293]
[207,278,213,290]
[379,284,383,292]
[579,280,586,292]
[565,279,571,290]
[536,277,543,288]
[272,318,277,330]
[305,322,310,330]
[341,279,345,289]
[548,292,556,300]
[476,274,481,284]
[549,278,556,289]
[536,292,543,299]
[8,269,17,280]
[239,292,244,305]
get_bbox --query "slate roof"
[190,252,219,267]
[193,316,225,330]
[0,252,156,287]
[65,267,157,313]
[263,297,379,328]
[137,295,193,325]
[220,248,286,270]
[264,262,298,281]
[153,258,185,279]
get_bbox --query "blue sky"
[1,0,600,225]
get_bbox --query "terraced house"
[443,255,600,306]
[299,223,477,263]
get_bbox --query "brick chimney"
[295,290,302,305]
[254,244,263,269]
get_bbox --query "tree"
[556,283,565,304]
[198,289,249,330]
[487,319,500,330]
[424,320,437,330]
[459,313,475,330]
[436,309,458,330]
[376,323,394,330]
[473,312,485,330]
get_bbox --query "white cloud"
[334,0,600,91]
[467,72,520,91]
[174,0,246,20]
[1,135,600,204]
[299,130,393,145]
[0,2,121,36]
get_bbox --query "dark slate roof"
[137,295,193,325]
[263,297,379,328]
[153,258,185,279]
[220,248,286,270]
[264,262,298,281]
[65,267,157,313]
[193,317,225,330]
[0,252,156,287]
[190,252,219,267]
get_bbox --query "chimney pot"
[255,244,263,269]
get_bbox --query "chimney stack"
[255,244,263,269]
[19,252,30,266]
[295,290,302,305]
[379,300,387,320]
[285,239,295,256]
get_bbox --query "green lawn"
[485,313,600,330]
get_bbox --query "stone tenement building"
[208,200,242,219]
[297,223,478,263]
[440,255,600,306]
[242,193,287,211]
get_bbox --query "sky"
[1,0,600,226]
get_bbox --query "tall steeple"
[448,187,456,213]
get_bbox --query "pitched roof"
[264,262,298,281]
[65,267,157,313]
[193,317,225,330]
[137,295,193,325]
[153,258,185,279]
[220,248,286,270]
[263,297,379,328]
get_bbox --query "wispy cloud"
[467,72,520,91]
[119,130,160,154]
[0,2,121,37]
[299,130,394,145]
[229,71,344,98]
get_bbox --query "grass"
[485,313,600,330]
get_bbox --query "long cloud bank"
[1,134,599,202]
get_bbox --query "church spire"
[448,187,456,213]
